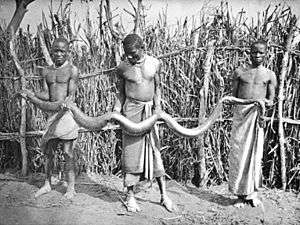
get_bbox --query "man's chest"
[44,68,71,85]
[239,70,269,85]
[123,64,157,83]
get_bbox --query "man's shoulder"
[69,63,79,74]
[262,66,275,74]
[234,65,248,76]
[145,54,160,65]
[144,54,160,72]
[117,60,129,73]
[259,66,276,79]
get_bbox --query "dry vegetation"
[0,1,299,191]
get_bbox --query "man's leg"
[247,192,262,207]
[63,139,76,199]
[124,173,141,212]
[126,185,141,212]
[156,176,177,212]
[35,139,57,198]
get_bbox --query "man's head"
[51,37,69,67]
[250,40,267,66]
[122,34,144,65]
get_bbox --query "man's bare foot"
[233,198,247,208]
[126,196,141,212]
[64,188,76,199]
[250,197,263,207]
[161,195,177,212]
[60,181,68,188]
[35,183,51,198]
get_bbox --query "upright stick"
[9,33,28,176]
[277,20,298,190]
[194,40,216,187]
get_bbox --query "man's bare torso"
[119,55,159,102]
[235,65,275,100]
[43,62,74,102]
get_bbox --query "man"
[114,33,176,212]
[21,37,79,199]
[229,40,277,208]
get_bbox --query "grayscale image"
[0,0,299,224]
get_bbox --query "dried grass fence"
[0,1,299,191]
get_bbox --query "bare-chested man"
[229,40,277,208]
[113,34,176,212]
[21,37,79,199]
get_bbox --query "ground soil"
[0,172,299,225]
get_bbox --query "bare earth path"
[0,173,299,225]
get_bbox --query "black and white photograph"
[0,0,299,224]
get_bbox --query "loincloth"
[41,109,79,153]
[229,104,264,197]
[122,97,165,186]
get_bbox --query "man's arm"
[113,67,126,113]
[34,69,50,100]
[153,61,162,110]
[265,71,277,106]
[67,66,79,101]
[232,70,240,97]
[20,89,63,111]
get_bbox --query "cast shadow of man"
[185,185,235,206]
[28,172,125,204]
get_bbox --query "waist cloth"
[41,109,79,152]
[122,97,165,186]
[229,104,264,197]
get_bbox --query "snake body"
[27,95,265,137]
[158,96,265,137]
[69,105,159,135]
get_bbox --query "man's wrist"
[153,104,162,110]
[113,106,121,112]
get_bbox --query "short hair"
[122,34,143,49]
[52,37,69,48]
[250,40,267,49]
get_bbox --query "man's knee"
[62,139,76,158]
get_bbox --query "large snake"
[159,96,265,137]
[24,94,265,137]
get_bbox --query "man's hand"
[61,96,76,110]
[19,89,35,100]
[113,106,121,113]
[153,106,163,117]
[264,99,274,107]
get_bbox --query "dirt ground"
[0,172,299,225]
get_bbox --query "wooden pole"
[6,0,36,34]
[193,40,216,187]
[277,19,299,190]
[9,33,28,176]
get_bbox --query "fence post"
[9,34,28,176]
[278,20,300,190]
[193,40,216,187]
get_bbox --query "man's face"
[124,46,143,65]
[250,43,266,66]
[51,41,68,67]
